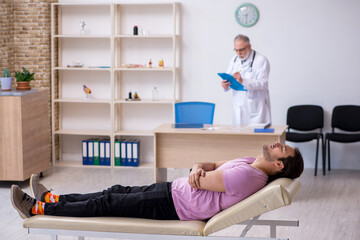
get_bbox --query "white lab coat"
[225,50,271,126]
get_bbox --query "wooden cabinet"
[0,89,50,181]
[51,3,180,168]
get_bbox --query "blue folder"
[132,139,140,167]
[99,138,106,166]
[254,128,274,133]
[87,139,94,165]
[121,139,127,166]
[217,73,247,91]
[82,140,88,165]
[105,138,111,166]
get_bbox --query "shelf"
[115,99,174,104]
[54,160,153,169]
[53,3,112,6]
[54,129,111,136]
[114,162,154,168]
[54,98,111,104]
[114,130,154,137]
[54,67,111,71]
[114,67,176,72]
[54,161,112,168]
[115,34,177,39]
[53,35,111,39]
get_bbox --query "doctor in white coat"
[222,34,271,126]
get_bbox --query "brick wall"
[0,0,57,89]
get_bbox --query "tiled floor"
[1,166,359,240]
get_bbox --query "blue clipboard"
[218,73,247,91]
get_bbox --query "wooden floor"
[0,166,359,240]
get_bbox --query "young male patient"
[11,141,303,221]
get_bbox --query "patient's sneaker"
[30,174,50,201]
[11,185,36,219]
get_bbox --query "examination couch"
[23,177,301,240]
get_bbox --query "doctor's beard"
[238,51,251,61]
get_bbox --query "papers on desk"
[217,73,247,91]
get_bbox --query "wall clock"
[235,3,259,27]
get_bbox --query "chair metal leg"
[321,137,325,175]
[327,139,331,171]
[314,138,319,176]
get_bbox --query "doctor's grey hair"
[234,34,250,44]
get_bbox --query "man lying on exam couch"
[11,141,303,221]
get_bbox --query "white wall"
[61,0,360,170]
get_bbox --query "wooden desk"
[153,124,287,182]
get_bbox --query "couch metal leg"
[51,234,58,240]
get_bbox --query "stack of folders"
[115,138,140,167]
[82,138,111,166]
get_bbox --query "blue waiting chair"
[175,102,215,124]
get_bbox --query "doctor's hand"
[188,166,206,190]
[233,72,243,84]
[221,80,231,89]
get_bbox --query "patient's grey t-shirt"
[171,157,268,220]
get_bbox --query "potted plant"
[1,67,12,91]
[15,67,35,90]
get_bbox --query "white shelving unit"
[51,3,180,168]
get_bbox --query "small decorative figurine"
[80,21,86,35]
[158,59,164,69]
[126,91,140,101]
[83,84,92,100]
[149,59,152,68]
[134,91,140,100]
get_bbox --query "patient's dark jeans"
[44,182,179,220]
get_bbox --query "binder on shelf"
[115,138,121,166]
[87,139,94,165]
[121,139,127,166]
[126,139,132,166]
[132,139,140,167]
[93,139,100,165]
[99,138,106,166]
[105,138,111,166]
[82,140,88,165]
